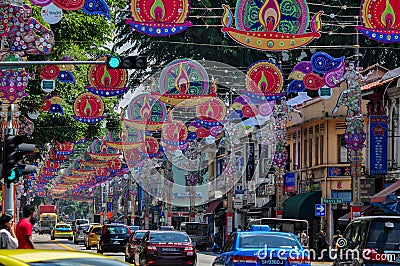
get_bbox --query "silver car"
[73,224,90,244]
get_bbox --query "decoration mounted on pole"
[332,61,372,215]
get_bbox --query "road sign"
[322,198,343,204]
[315,204,326,217]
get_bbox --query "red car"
[134,230,197,266]
[125,230,148,263]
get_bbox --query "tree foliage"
[20,6,124,149]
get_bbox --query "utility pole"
[3,104,16,216]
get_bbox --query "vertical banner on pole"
[369,116,388,175]
[226,212,233,239]
[245,142,255,181]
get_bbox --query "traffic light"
[106,55,147,69]
[3,133,36,184]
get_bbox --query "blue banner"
[284,172,296,193]
[369,116,388,175]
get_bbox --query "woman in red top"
[16,205,35,249]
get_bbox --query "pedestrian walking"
[317,230,329,261]
[300,230,308,247]
[332,230,343,249]
[0,213,18,249]
[16,205,35,249]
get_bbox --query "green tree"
[20,7,124,149]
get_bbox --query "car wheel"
[86,245,91,250]
[97,247,103,254]
[51,236,55,240]
[68,238,73,241]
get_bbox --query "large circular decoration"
[86,56,129,96]
[245,60,284,94]
[357,0,400,43]
[162,121,188,143]
[73,92,105,124]
[40,65,60,80]
[159,59,209,95]
[126,93,166,122]
[196,98,227,121]
[53,0,85,10]
[235,0,309,34]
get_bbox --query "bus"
[248,218,309,246]
[39,213,58,235]
[180,222,209,251]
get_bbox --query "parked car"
[129,225,140,233]
[0,249,131,266]
[134,230,196,266]
[97,224,130,254]
[51,223,73,241]
[212,225,310,266]
[74,224,90,244]
[84,224,102,250]
[334,216,400,266]
[125,230,148,263]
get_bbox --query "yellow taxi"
[0,249,130,265]
[84,224,102,250]
[50,222,73,241]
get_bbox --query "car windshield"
[55,225,70,229]
[134,231,146,239]
[28,258,128,265]
[92,227,102,234]
[107,226,128,235]
[239,234,301,249]
[150,232,190,243]
[366,220,400,251]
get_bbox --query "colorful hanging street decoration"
[139,136,163,157]
[190,98,226,139]
[221,1,322,51]
[40,61,76,88]
[161,120,189,151]
[73,92,105,124]
[105,130,141,150]
[125,0,192,36]
[153,59,215,106]
[357,0,400,43]
[232,61,284,118]
[88,138,121,161]
[49,149,68,163]
[287,52,345,97]
[41,95,64,115]
[86,56,129,97]
[55,141,75,155]
[29,0,110,19]
[0,54,29,103]
[123,93,166,131]
[1,4,55,54]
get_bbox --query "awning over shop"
[204,199,222,216]
[283,191,322,220]
[370,180,400,203]
[338,205,376,222]
[262,198,276,210]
